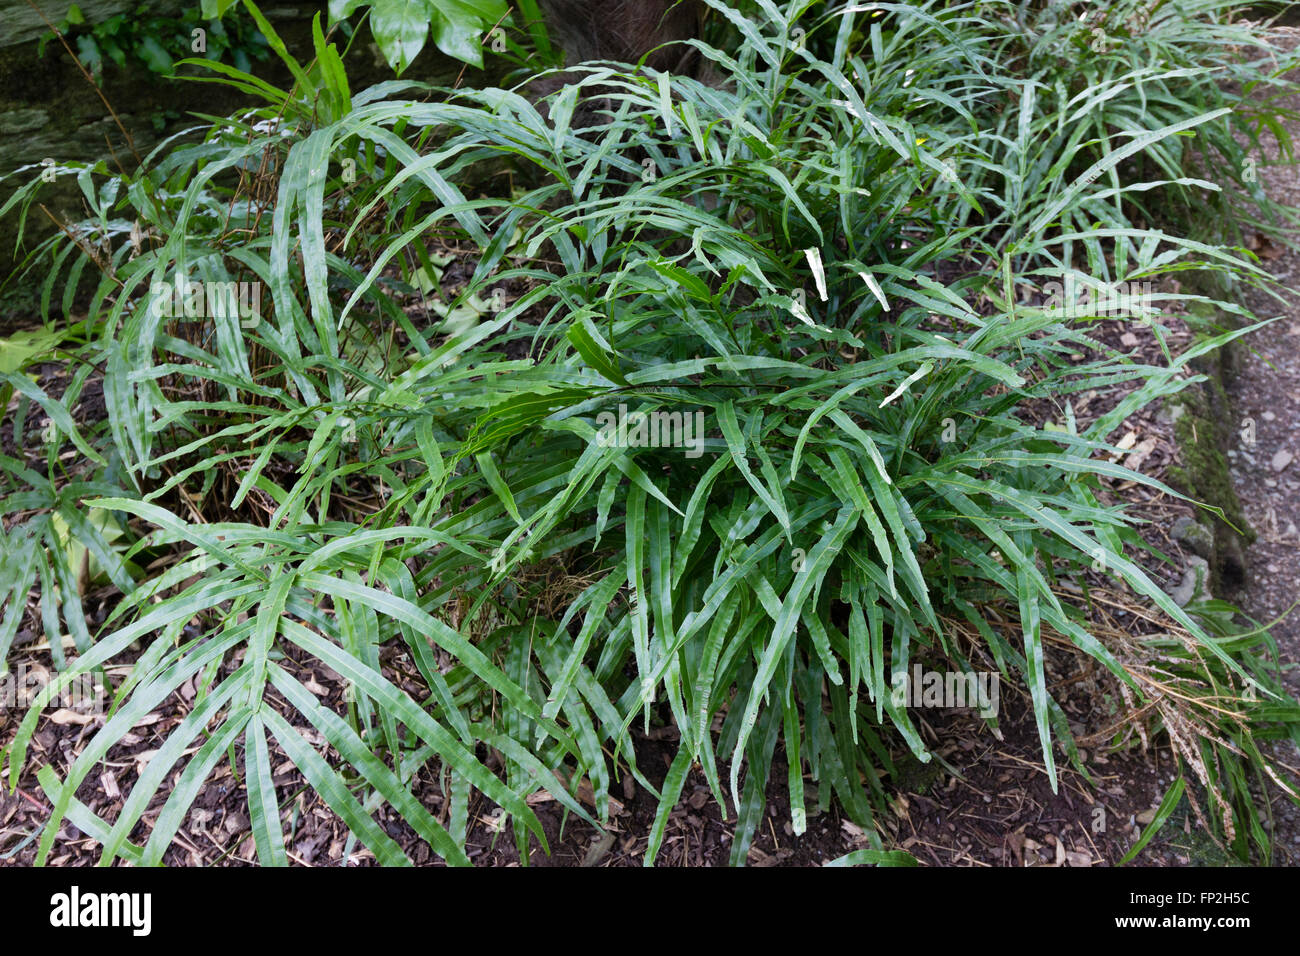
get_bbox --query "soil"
[4,23,1300,869]
[0,295,1267,869]
[1216,24,1300,864]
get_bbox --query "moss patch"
[1151,796,1246,866]
[1164,363,1254,594]
[894,750,944,795]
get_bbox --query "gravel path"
[1222,22,1300,860]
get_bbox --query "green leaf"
[824,848,918,867]
[262,708,411,865]
[136,36,175,74]
[1118,777,1185,865]
[369,0,432,73]
[245,715,289,866]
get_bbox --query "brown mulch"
[0,230,1273,872]
[0,281,1253,866]
[10,30,1300,869]
[0,627,1190,867]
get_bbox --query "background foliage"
[2,0,1299,865]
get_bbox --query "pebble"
[1273,449,1295,472]
[1264,411,1277,422]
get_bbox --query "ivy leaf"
[102,37,127,68]
[136,35,175,74]
[0,328,61,374]
[369,0,431,74]
[74,34,103,79]
[428,7,482,68]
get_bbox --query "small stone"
[1266,478,1277,489]
[1272,449,1295,472]
[1171,516,1215,561]
[1170,556,1210,607]
[1120,332,1139,347]
[1263,411,1276,422]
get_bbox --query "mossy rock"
[1164,356,1254,595]
[894,750,943,795]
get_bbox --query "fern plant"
[2,0,1297,866]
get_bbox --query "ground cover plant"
[2,0,1299,866]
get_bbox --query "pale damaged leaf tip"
[804,247,828,301]
[879,362,933,408]
[790,299,817,327]
[658,72,674,136]
[858,271,890,311]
